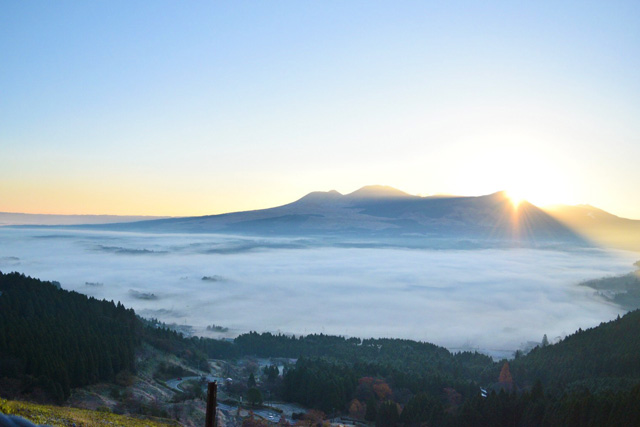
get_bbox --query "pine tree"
[248,372,256,388]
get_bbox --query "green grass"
[0,398,179,427]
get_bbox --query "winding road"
[165,376,293,423]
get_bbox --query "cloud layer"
[0,228,636,355]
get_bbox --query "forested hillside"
[580,269,640,310]
[511,310,640,390]
[0,272,139,402]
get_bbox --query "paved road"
[165,375,224,392]
[166,376,294,424]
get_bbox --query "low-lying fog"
[0,228,636,356]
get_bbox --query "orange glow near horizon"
[0,179,285,217]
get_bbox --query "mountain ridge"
[28,186,584,247]
[8,185,639,251]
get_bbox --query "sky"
[1,1,639,218]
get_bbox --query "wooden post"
[205,381,217,427]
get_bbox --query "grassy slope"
[0,398,178,427]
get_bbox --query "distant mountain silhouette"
[0,212,169,226]
[74,186,590,248]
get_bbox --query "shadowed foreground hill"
[511,309,640,390]
[0,272,138,402]
[450,310,640,426]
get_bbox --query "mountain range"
[7,185,639,251]
[79,185,582,247]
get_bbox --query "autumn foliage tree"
[301,409,326,427]
[242,413,269,427]
[348,398,365,419]
[373,382,393,401]
[499,361,513,384]
[498,361,514,392]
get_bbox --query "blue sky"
[1,1,639,217]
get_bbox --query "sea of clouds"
[0,228,637,357]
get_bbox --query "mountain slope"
[545,204,640,251]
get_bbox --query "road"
[165,375,298,424]
[165,375,224,392]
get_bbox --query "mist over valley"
[1,222,636,357]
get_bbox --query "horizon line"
[0,185,635,221]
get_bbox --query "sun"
[506,190,525,209]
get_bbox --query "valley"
[2,272,640,426]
